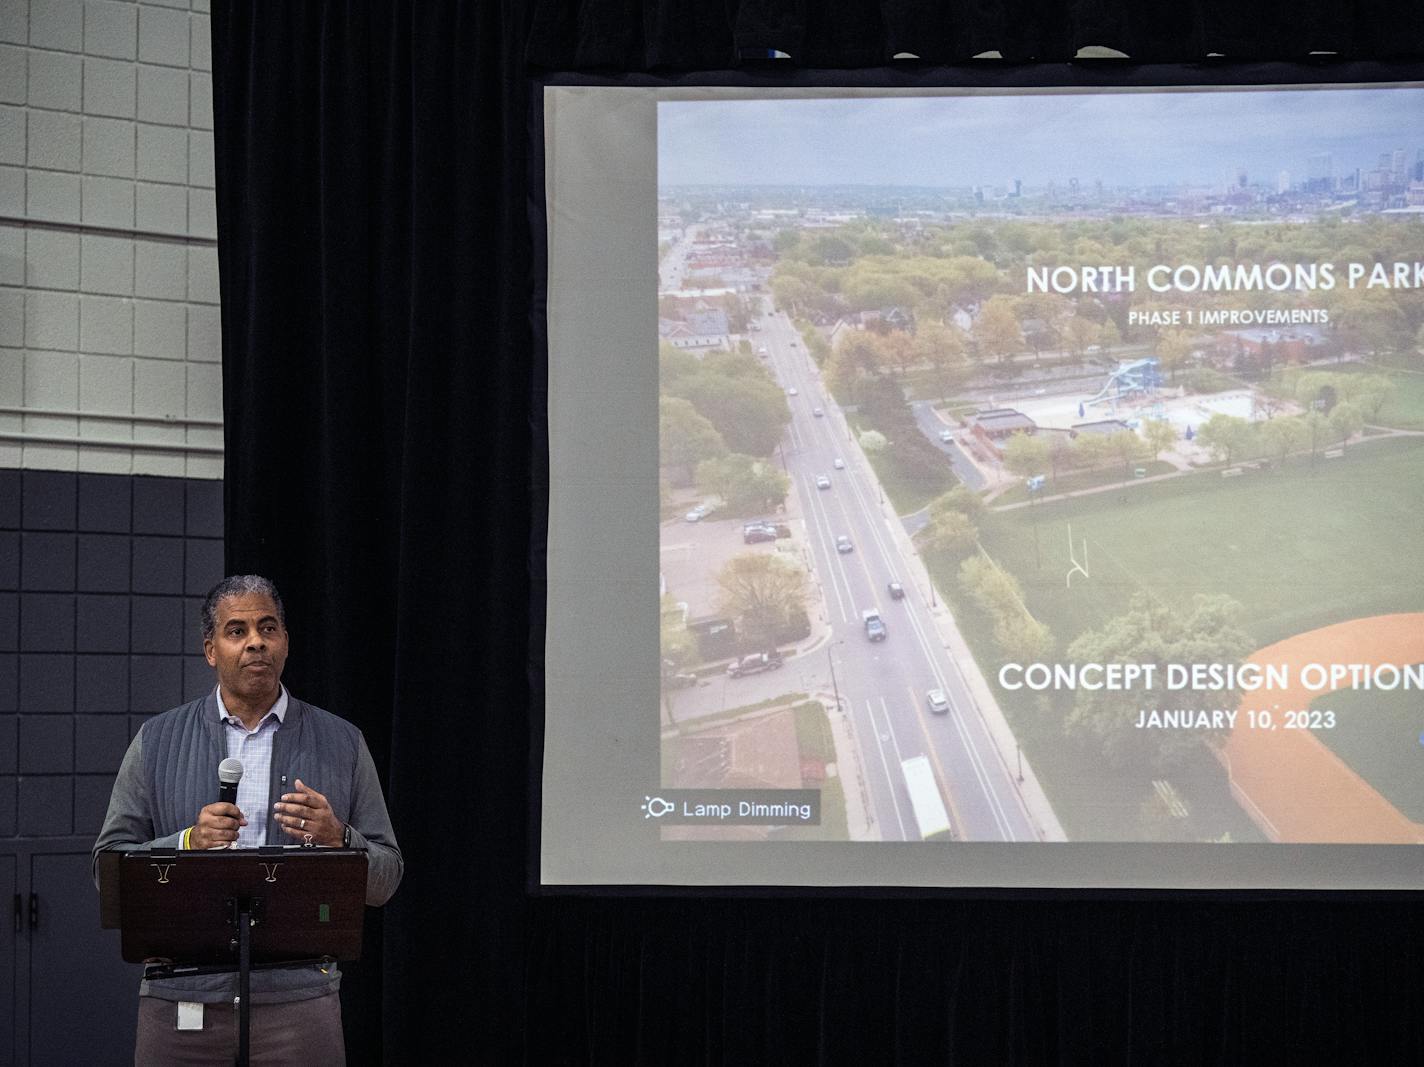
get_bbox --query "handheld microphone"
[218,757,244,806]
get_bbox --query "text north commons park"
[998,662,1424,692]
[1025,260,1424,295]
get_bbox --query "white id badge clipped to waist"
[176,1001,204,1031]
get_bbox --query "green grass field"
[1311,680,1424,823]
[931,434,1424,839]
[979,434,1424,650]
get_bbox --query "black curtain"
[211,2,1424,1063]
[213,3,532,1060]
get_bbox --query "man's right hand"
[190,803,247,849]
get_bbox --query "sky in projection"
[658,87,1424,189]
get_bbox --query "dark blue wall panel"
[77,474,132,534]
[19,717,72,775]
[0,471,223,845]
[76,535,131,593]
[19,533,75,591]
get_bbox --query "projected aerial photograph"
[654,88,1424,844]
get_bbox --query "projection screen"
[539,76,1424,889]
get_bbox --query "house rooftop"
[974,410,1036,433]
[1072,419,1131,435]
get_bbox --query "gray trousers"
[134,992,346,1065]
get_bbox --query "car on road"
[938,429,954,443]
[862,609,886,641]
[926,689,950,714]
[813,407,824,418]
[787,387,798,396]
[684,503,714,522]
[887,580,905,600]
[727,650,784,677]
[833,457,845,469]
[815,474,831,490]
[758,346,769,356]
[836,535,853,553]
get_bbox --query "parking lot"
[660,506,807,624]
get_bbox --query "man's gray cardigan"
[93,690,403,1004]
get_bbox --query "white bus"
[901,755,953,841]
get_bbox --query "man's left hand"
[273,779,344,846]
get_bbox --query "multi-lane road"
[756,306,1042,843]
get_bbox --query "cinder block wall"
[1,0,221,479]
[0,0,224,844]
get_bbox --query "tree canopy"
[1196,414,1254,465]
[660,395,727,475]
[1064,593,1254,770]
[695,454,791,516]
[663,355,790,459]
[716,554,806,649]
[1001,433,1051,480]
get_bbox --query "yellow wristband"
[180,826,193,850]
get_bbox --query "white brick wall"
[0,0,222,478]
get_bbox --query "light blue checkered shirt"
[215,685,289,847]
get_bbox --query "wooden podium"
[98,847,368,1066]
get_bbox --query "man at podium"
[94,574,403,1063]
